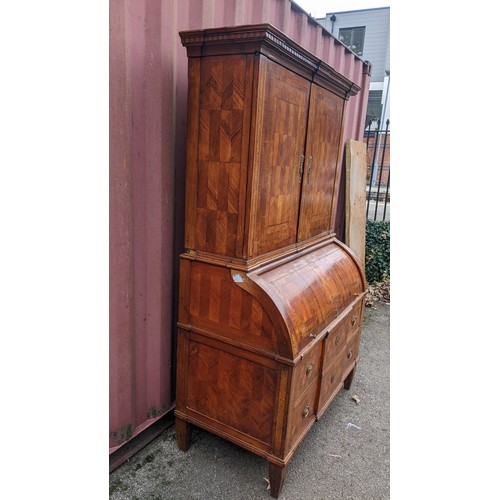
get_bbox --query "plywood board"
[345,139,367,267]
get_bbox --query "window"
[338,27,365,56]
[366,90,383,127]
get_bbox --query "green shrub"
[365,220,390,283]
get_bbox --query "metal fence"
[365,119,390,221]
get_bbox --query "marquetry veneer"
[175,24,367,498]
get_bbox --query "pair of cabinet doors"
[187,52,345,260]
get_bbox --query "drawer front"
[323,321,348,366]
[317,346,345,414]
[323,301,361,364]
[344,331,361,373]
[287,381,318,451]
[349,300,363,333]
[291,342,322,403]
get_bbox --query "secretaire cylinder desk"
[175,24,367,498]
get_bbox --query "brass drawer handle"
[335,334,341,345]
[351,316,357,326]
[306,362,313,377]
[302,405,310,419]
[347,348,353,359]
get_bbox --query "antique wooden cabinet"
[175,24,367,498]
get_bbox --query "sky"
[294,0,391,18]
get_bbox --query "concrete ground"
[109,302,390,500]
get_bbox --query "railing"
[365,119,390,221]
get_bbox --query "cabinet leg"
[343,364,357,390]
[268,462,288,498]
[176,417,192,452]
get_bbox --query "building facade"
[316,7,390,128]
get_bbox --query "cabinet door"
[297,84,344,242]
[248,58,310,258]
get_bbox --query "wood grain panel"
[271,368,291,458]
[298,84,344,241]
[249,58,310,257]
[195,55,248,255]
[186,341,277,444]
[175,330,191,412]
[189,262,279,352]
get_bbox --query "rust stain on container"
[109,0,370,459]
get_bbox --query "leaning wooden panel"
[345,139,368,266]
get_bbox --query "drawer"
[323,301,361,365]
[287,380,318,451]
[291,342,322,403]
[349,301,363,333]
[344,331,361,373]
[323,323,348,366]
[317,346,345,416]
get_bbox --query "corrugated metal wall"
[109,0,370,458]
